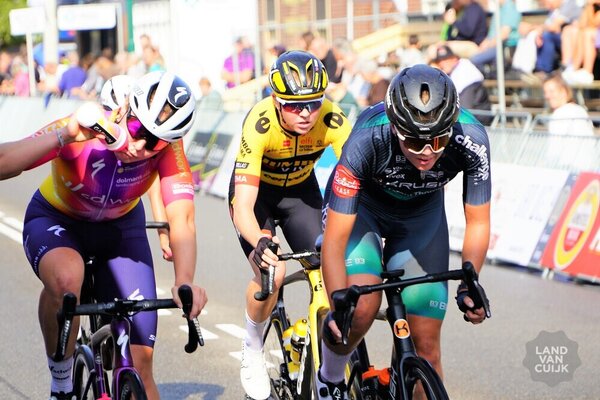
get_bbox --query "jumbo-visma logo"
[553,179,599,270]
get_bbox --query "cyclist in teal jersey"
[316,65,491,399]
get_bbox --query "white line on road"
[0,221,22,243]
[216,323,246,339]
[179,324,219,340]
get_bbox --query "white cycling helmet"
[129,71,196,142]
[100,75,134,111]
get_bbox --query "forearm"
[233,202,267,247]
[461,221,490,273]
[169,219,197,284]
[0,130,63,179]
[321,241,348,303]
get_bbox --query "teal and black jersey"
[326,102,491,216]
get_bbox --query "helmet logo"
[172,87,189,106]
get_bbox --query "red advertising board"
[539,172,600,281]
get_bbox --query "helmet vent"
[420,84,430,106]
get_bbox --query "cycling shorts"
[229,172,322,267]
[328,190,450,320]
[23,191,158,347]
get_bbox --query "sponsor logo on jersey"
[235,161,249,169]
[283,139,291,147]
[323,111,345,129]
[255,111,270,134]
[332,165,360,198]
[172,182,194,196]
[455,134,489,181]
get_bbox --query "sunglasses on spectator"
[392,125,452,154]
[126,110,170,152]
[275,96,324,114]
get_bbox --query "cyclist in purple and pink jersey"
[0,71,207,400]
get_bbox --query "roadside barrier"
[1,96,598,282]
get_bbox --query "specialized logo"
[48,225,66,237]
[553,179,599,269]
[91,158,106,180]
[117,330,130,359]
[393,319,410,339]
[173,86,188,104]
[332,165,360,198]
[523,331,581,387]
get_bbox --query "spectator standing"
[431,45,492,123]
[543,73,594,135]
[58,51,91,99]
[360,59,392,106]
[221,36,255,89]
[197,76,223,110]
[470,0,522,74]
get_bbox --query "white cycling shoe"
[240,341,271,400]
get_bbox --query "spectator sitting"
[519,0,582,75]
[470,0,522,76]
[198,76,223,110]
[543,73,594,135]
[398,34,426,71]
[431,45,492,124]
[298,31,315,51]
[221,36,255,89]
[309,36,341,83]
[561,0,600,84]
[439,0,488,58]
[360,60,392,106]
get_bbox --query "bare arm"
[166,198,207,318]
[461,201,491,273]
[147,175,172,260]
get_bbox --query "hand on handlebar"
[171,283,207,319]
[252,236,280,269]
[456,289,486,324]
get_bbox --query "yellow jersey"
[234,97,351,187]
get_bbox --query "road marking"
[179,324,219,340]
[216,323,246,339]
[2,216,23,232]
[0,221,22,243]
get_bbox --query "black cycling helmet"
[269,50,328,100]
[385,64,459,139]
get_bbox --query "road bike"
[255,243,328,399]
[332,261,491,400]
[53,221,204,400]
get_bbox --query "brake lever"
[462,262,492,319]
[254,242,278,301]
[178,285,204,352]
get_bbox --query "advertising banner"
[536,172,600,281]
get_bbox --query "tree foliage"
[0,0,29,49]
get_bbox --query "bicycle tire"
[72,345,97,400]
[346,340,370,400]
[116,369,147,400]
[403,357,449,400]
[263,315,295,399]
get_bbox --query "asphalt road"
[0,165,598,400]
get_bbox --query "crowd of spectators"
[0,33,165,103]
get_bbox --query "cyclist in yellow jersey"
[228,50,351,400]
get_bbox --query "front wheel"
[72,345,97,400]
[116,369,147,400]
[403,357,449,400]
[263,316,295,399]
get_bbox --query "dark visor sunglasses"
[392,125,452,154]
[275,96,324,114]
[126,110,170,151]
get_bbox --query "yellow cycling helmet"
[269,50,328,100]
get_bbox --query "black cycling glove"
[455,282,472,314]
[253,237,275,268]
